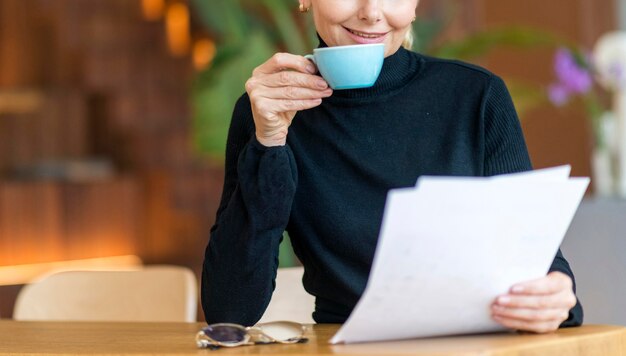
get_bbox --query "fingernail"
[492,304,501,310]
[307,64,316,73]
[512,285,524,293]
[317,80,328,89]
[498,296,511,305]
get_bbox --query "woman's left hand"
[491,271,577,333]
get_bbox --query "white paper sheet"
[330,166,589,344]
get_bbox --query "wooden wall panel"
[0,182,63,265]
[61,179,140,261]
[0,179,141,266]
[0,90,89,171]
[0,1,41,87]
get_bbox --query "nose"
[358,0,382,24]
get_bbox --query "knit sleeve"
[549,250,584,326]
[201,94,298,325]
[482,75,532,175]
[482,75,583,327]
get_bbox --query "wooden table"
[0,320,624,355]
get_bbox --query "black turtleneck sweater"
[201,46,583,327]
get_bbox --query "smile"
[345,28,386,39]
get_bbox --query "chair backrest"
[259,266,315,324]
[13,265,197,322]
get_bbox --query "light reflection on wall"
[0,179,142,280]
[0,255,142,286]
[193,38,216,71]
[165,3,191,57]
[141,0,166,21]
[141,1,217,70]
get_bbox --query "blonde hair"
[402,28,414,50]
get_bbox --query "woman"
[202,0,582,333]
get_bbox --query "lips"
[346,28,386,38]
[344,27,388,44]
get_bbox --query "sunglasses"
[195,321,308,349]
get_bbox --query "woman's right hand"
[245,53,333,147]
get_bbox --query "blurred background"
[0,0,624,323]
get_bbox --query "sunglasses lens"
[256,321,305,342]
[203,324,247,344]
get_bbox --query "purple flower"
[553,48,593,94]
[548,47,594,106]
[548,83,570,106]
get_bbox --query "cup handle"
[304,54,315,64]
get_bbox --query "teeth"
[348,29,381,38]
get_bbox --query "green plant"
[191,0,316,162]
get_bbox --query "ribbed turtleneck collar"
[316,36,421,100]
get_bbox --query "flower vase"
[593,31,626,198]
[591,111,619,197]
[592,144,614,197]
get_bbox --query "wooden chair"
[13,265,197,322]
[259,266,315,323]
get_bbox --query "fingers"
[492,304,570,322]
[493,290,576,310]
[258,78,333,100]
[246,52,330,147]
[492,315,563,334]
[262,71,329,90]
[247,73,330,113]
[247,70,329,94]
[253,52,317,76]
[491,273,577,334]
[254,98,325,114]
[246,60,331,110]
[491,292,573,331]
[492,298,570,333]
[260,86,333,101]
[508,271,572,295]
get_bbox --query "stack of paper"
[330,166,589,344]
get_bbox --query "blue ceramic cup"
[305,43,385,90]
